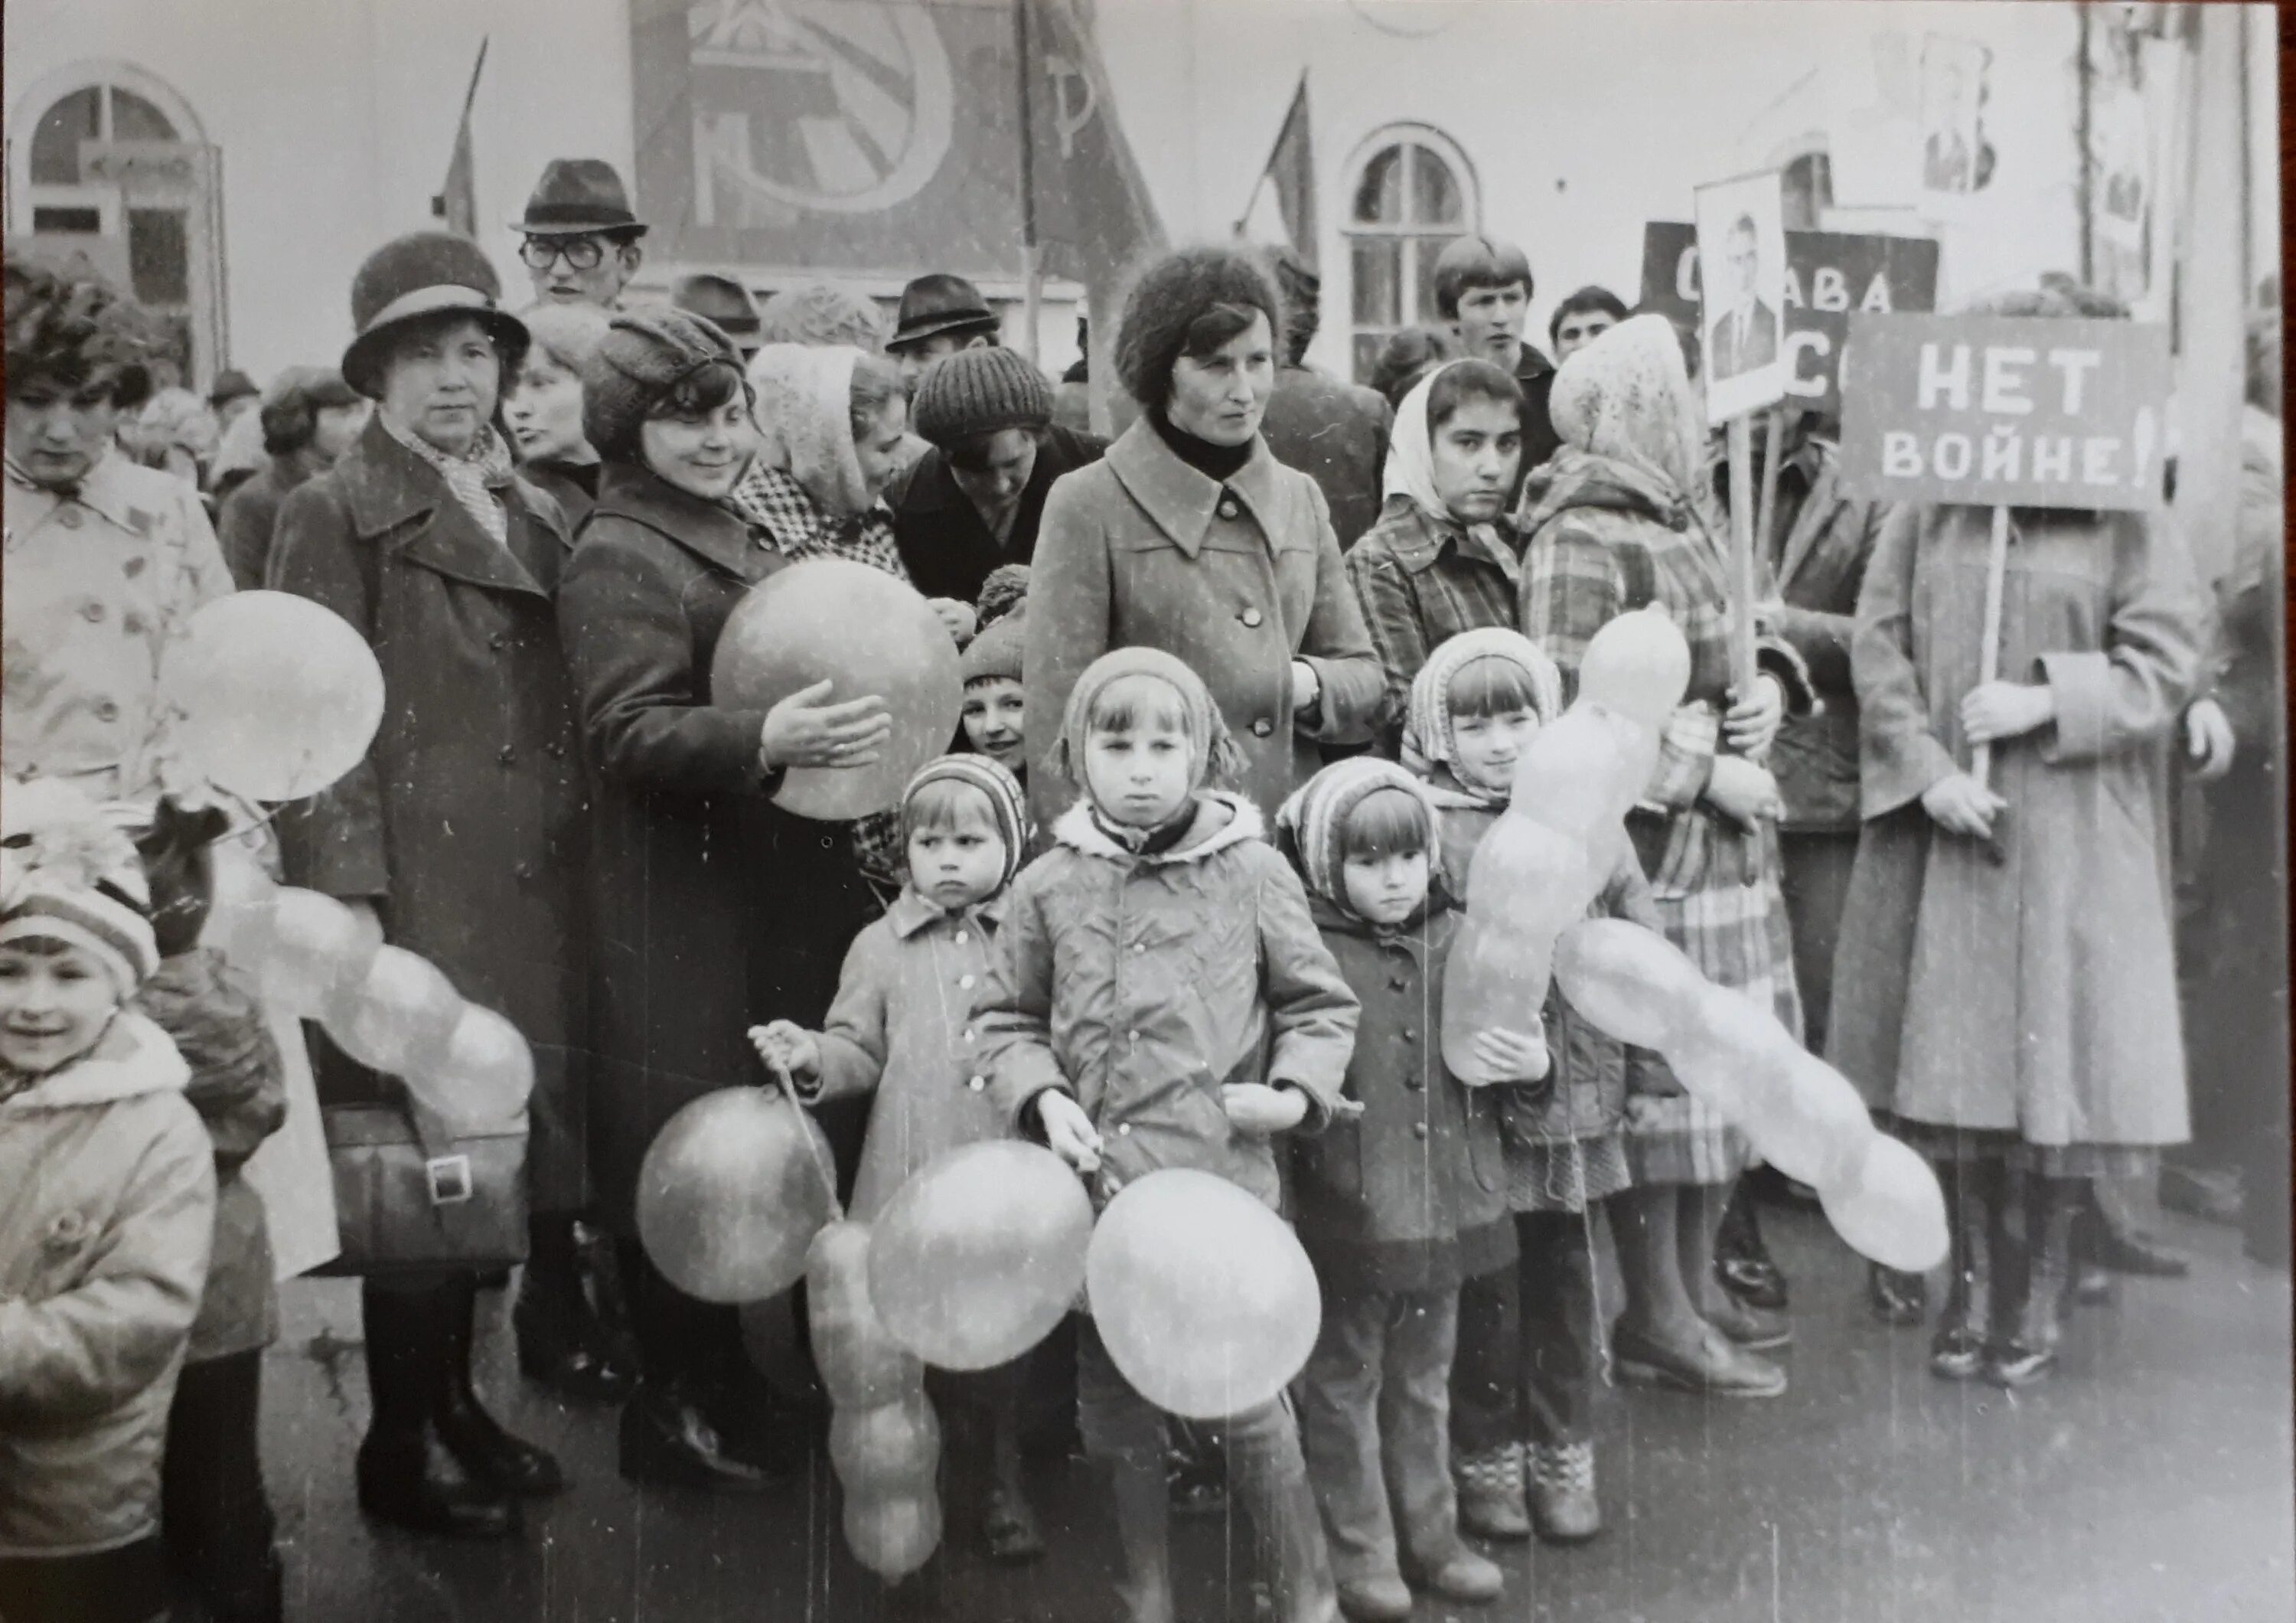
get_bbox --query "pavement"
[261,1203,2294,1623]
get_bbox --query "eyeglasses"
[520,237,608,273]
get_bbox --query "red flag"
[432,38,488,237]
[1237,73,1316,272]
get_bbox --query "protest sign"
[1639,224,1942,413]
[1694,171,1789,426]
[1837,314,2170,511]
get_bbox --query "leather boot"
[515,1215,636,1404]
[434,1272,566,1497]
[1714,1179,1789,1311]
[1929,1163,1995,1381]
[1991,1176,2080,1388]
[355,1280,518,1538]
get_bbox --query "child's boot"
[1526,1438,1601,1543]
[1929,1163,1995,1382]
[1991,1175,2081,1388]
[1453,1441,1531,1541]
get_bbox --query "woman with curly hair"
[1022,245,1384,829]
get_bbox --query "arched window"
[8,65,222,389]
[1343,125,1476,382]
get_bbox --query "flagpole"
[1015,0,1043,365]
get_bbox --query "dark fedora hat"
[511,158,647,239]
[341,232,530,398]
[671,272,762,348]
[886,272,998,352]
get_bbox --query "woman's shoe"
[356,1425,520,1539]
[618,1389,771,1493]
[1414,1547,1504,1603]
[515,1267,638,1406]
[1612,1320,1787,1398]
[1702,1292,1792,1350]
[1453,1442,1531,1541]
[1927,1326,1988,1382]
[1867,1263,1929,1327]
[1525,1440,1601,1544]
[1335,1573,1414,1622]
[1714,1183,1791,1311]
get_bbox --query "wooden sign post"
[1839,313,2174,793]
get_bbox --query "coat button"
[1389,975,1408,991]
[968,1076,987,1092]
[497,745,516,765]
[80,600,106,622]
[514,860,535,880]
[546,741,566,759]
[1118,1123,1133,1136]
[57,508,83,530]
[1411,1122,1429,1138]
[1239,607,1264,629]
[954,930,969,945]
[94,699,120,723]
[959,974,976,991]
[1218,498,1238,520]
[1251,718,1273,738]
[489,632,507,651]
[1126,1030,1139,1043]
[1401,1027,1417,1041]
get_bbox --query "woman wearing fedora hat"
[269,231,614,1539]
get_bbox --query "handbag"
[320,1082,530,1275]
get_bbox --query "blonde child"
[0,782,214,1623]
[1403,629,1674,1545]
[972,647,1358,1623]
[1277,758,1544,1621]
[750,755,1043,1562]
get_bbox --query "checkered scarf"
[380,413,514,545]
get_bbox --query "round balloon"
[843,1488,941,1579]
[413,1005,537,1128]
[246,887,382,1017]
[1577,606,1692,730]
[198,851,278,962]
[828,1390,941,1499]
[161,591,386,802]
[808,1223,925,1409]
[709,558,962,821]
[869,1142,1094,1371]
[1551,918,1704,1051]
[636,1088,839,1303]
[321,945,464,1079]
[1819,1134,1949,1272]
[1084,1168,1322,1421]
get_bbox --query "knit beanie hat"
[582,309,745,464]
[1401,627,1564,785]
[959,610,1026,686]
[900,755,1031,892]
[1276,756,1443,913]
[0,779,160,1001]
[976,563,1029,629]
[1047,646,1247,797]
[912,347,1053,449]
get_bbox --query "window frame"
[1340,122,1480,384]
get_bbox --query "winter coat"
[1023,420,1384,828]
[1289,900,1510,1296]
[0,1013,214,1557]
[973,792,1358,1210]
[892,424,1107,604]
[522,458,602,535]
[1261,364,1394,551]
[2,449,233,805]
[801,888,1012,1220]
[269,416,592,1215]
[1828,505,2203,1145]
[135,949,283,1363]
[1346,499,1528,753]
[216,449,322,591]
[559,462,880,1232]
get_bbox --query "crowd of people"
[0,146,2281,1623]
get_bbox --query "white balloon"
[1577,606,1693,730]
[1819,1135,1949,1272]
[162,592,385,802]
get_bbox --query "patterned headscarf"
[745,342,872,519]
[380,411,515,545]
[900,754,1031,893]
[1547,312,1705,507]
[1047,646,1247,799]
[1276,756,1443,915]
[1400,627,1564,797]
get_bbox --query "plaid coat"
[1346,498,1526,752]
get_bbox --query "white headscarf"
[746,341,871,518]
[1381,358,1506,552]
[1546,312,1704,505]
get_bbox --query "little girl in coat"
[971,645,1359,1623]
[749,755,1044,1563]
[1277,757,1539,1621]
[1401,629,1668,1544]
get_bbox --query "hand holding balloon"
[758,680,892,771]
[748,1020,820,1085]
[1467,1020,1550,1086]
[1034,1090,1103,1176]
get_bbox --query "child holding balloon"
[1276,757,1535,1621]
[748,755,1045,1563]
[972,646,1358,1623]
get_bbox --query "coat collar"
[1306,890,1452,957]
[1376,497,1523,582]
[591,461,779,584]
[1051,791,1264,864]
[5,447,172,539]
[1104,419,1284,557]
[883,886,1008,940]
[0,1012,188,1115]
[334,417,556,598]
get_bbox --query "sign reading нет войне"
[1837,314,2170,511]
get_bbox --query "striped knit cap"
[1276,756,1443,913]
[1401,627,1565,784]
[900,754,1032,892]
[0,778,160,999]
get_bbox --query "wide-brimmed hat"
[887,273,998,352]
[510,158,647,239]
[673,273,763,350]
[341,232,530,399]
[208,368,259,407]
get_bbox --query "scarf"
[1276,757,1444,922]
[382,412,514,544]
[745,342,873,519]
[1547,313,1704,510]
[1399,627,1564,805]
[1384,359,1510,558]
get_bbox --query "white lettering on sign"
[1917,343,1971,410]
[2082,437,2121,485]
[1883,432,1923,477]
[1782,267,1803,309]
[2046,348,2102,413]
[1785,329,1831,397]
[1981,347,2036,415]
[1860,274,1894,313]
[2031,436,2074,482]
[1932,432,1974,480]
[1982,423,2022,480]
[1812,266,1850,313]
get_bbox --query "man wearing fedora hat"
[885,270,1003,387]
[515,158,648,310]
[670,272,764,361]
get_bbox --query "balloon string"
[768,1061,846,1221]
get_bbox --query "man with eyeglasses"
[513,158,649,309]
